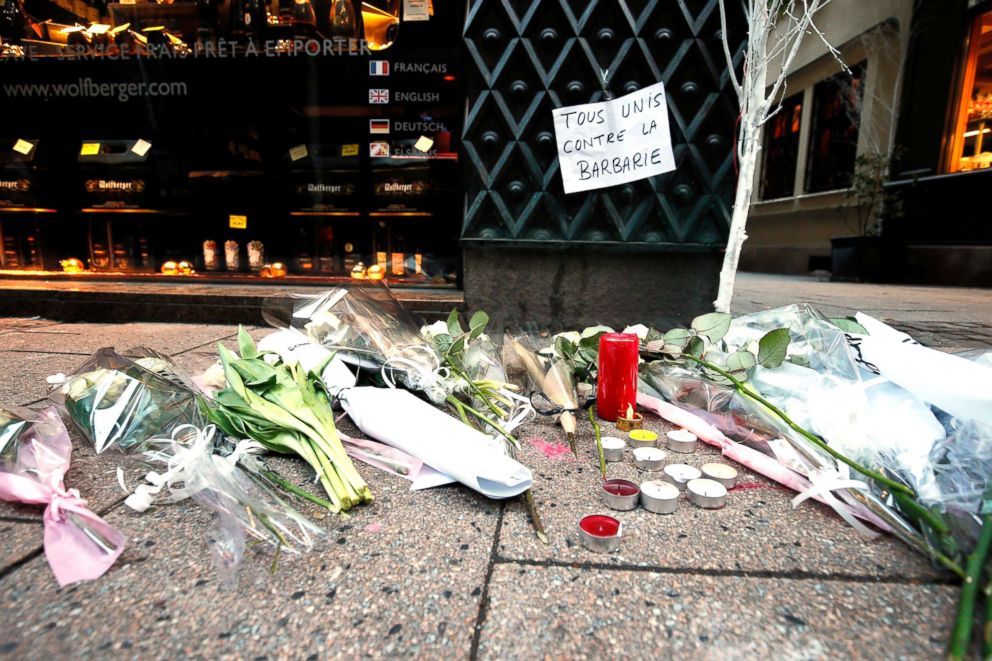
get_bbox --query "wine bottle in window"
[390,231,405,276]
[328,0,360,39]
[196,0,220,43]
[373,220,389,271]
[291,0,317,37]
[316,223,335,272]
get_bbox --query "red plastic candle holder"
[596,332,640,422]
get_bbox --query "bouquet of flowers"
[0,406,125,586]
[52,346,327,579]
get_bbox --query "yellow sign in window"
[229,215,248,229]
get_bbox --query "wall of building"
[741,0,915,275]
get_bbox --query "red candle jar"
[597,332,639,422]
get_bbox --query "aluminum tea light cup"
[701,462,738,489]
[601,479,640,511]
[686,478,729,509]
[627,429,659,449]
[632,446,666,472]
[639,480,680,514]
[601,436,626,462]
[665,429,698,454]
[615,411,643,433]
[662,463,702,490]
[578,514,623,553]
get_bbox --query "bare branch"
[719,0,743,97]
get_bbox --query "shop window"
[804,61,866,194]
[759,93,803,200]
[947,10,992,172]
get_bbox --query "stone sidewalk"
[0,277,987,660]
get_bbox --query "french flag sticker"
[370,61,389,76]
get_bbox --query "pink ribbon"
[0,407,125,586]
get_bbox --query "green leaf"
[434,333,453,355]
[468,311,490,339]
[725,350,757,374]
[686,335,705,358]
[446,309,463,337]
[555,336,577,360]
[663,328,692,349]
[449,334,466,356]
[830,317,869,335]
[691,312,732,343]
[757,328,790,368]
[237,326,259,359]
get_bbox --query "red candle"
[597,332,639,421]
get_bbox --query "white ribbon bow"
[792,467,879,539]
[120,424,217,512]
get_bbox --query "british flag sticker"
[369,60,389,76]
[369,141,390,158]
[369,88,389,104]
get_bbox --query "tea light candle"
[701,463,738,489]
[662,464,702,490]
[601,436,626,462]
[640,480,680,514]
[601,479,640,511]
[632,447,666,472]
[627,429,659,449]
[686,478,728,509]
[615,404,644,432]
[665,429,698,454]
[578,514,623,553]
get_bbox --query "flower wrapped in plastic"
[503,330,582,451]
[51,347,326,580]
[53,347,208,455]
[261,285,447,403]
[0,406,125,586]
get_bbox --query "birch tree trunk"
[714,132,760,313]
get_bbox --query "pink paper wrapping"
[0,407,125,586]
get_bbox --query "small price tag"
[342,144,359,157]
[80,142,101,156]
[131,139,152,157]
[12,139,34,155]
[229,214,248,229]
[403,0,429,21]
[289,144,308,161]
[414,135,434,153]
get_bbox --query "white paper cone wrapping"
[852,314,992,426]
[340,387,533,499]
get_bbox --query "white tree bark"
[712,0,840,313]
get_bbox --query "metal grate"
[461,0,746,247]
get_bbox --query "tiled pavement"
[0,275,987,660]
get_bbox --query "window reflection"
[760,92,803,200]
[805,61,866,194]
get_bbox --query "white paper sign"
[403,0,429,21]
[552,81,676,194]
[12,139,33,155]
[131,139,152,157]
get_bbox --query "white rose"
[422,320,450,339]
[622,324,649,340]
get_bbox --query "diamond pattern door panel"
[462,0,745,246]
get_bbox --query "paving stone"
[0,351,82,406]
[499,416,942,581]
[0,520,44,571]
[477,563,956,660]
[0,323,238,356]
[0,453,501,659]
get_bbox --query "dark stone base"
[463,245,722,330]
[0,279,462,324]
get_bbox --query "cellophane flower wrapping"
[0,406,125,586]
[51,348,324,581]
[503,331,579,437]
[644,303,992,555]
[262,285,446,403]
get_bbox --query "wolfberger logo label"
[300,182,355,195]
[393,62,448,74]
[84,179,146,193]
[0,179,30,192]
[375,181,428,196]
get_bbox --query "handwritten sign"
[229,214,247,229]
[552,81,675,194]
